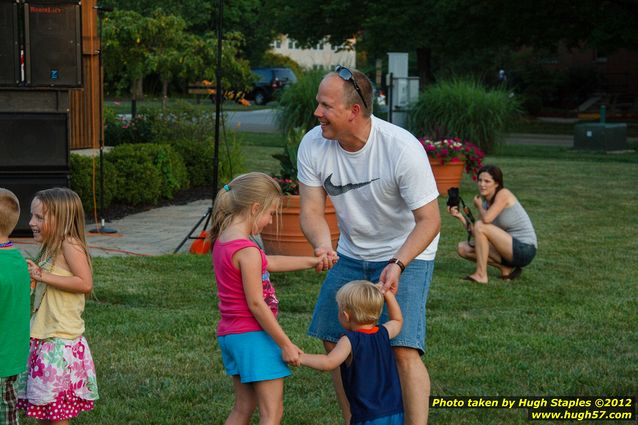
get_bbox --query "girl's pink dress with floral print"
[16,261,99,421]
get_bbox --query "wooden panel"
[68,0,100,149]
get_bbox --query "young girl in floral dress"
[17,188,98,424]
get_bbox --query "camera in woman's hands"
[446,187,461,208]
[447,187,475,224]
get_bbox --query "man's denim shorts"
[308,254,435,354]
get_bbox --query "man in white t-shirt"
[298,66,441,425]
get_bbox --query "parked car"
[247,67,297,105]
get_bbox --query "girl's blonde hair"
[336,280,384,325]
[34,187,91,269]
[208,172,283,242]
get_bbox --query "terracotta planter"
[261,195,340,256]
[428,158,465,196]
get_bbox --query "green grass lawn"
[510,117,638,137]
[22,152,638,424]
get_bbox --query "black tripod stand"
[173,207,212,253]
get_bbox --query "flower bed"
[419,137,485,180]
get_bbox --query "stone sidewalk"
[14,199,213,258]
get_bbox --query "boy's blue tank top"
[340,326,404,423]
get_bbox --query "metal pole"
[90,4,116,234]
[212,0,223,202]
[387,72,393,123]
[172,0,223,253]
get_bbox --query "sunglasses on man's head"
[335,65,368,109]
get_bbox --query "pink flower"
[30,357,46,379]
[72,342,86,360]
[42,364,58,383]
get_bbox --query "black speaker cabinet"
[0,112,69,171]
[1,171,69,236]
[0,0,20,86]
[24,0,81,87]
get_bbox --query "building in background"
[270,35,356,70]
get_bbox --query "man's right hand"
[314,247,338,271]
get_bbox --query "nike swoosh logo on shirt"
[324,173,379,196]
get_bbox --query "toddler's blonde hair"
[0,188,20,236]
[336,280,384,325]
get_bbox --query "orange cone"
[189,231,212,254]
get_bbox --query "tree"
[101,0,278,65]
[145,11,189,110]
[103,10,254,115]
[103,10,154,117]
[269,0,638,87]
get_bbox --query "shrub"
[105,102,216,147]
[107,144,188,205]
[276,68,325,135]
[408,78,521,153]
[163,128,245,189]
[69,154,118,214]
[168,139,215,188]
[104,106,157,146]
[151,101,216,144]
[217,130,246,184]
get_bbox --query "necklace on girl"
[0,241,14,248]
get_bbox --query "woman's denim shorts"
[308,253,434,354]
[501,238,536,268]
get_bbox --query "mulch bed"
[90,185,214,222]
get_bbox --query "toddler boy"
[301,280,404,425]
[0,189,30,425]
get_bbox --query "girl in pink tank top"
[209,173,334,424]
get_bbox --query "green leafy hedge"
[70,136,244,212]
[167,139,214,188]
[107,144,188,205]
[70,154,118,214]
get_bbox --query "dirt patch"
[91,186,214,222]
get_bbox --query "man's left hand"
[379,264,401,294]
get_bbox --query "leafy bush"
[168,139,215,188]
[408,78,520,153]
[107,144,188,205]
[105,102,216,146]
[276,68,325,135]
[163,128,245,189]
[217,130,246,184]
[104,106,156,146]
[69,154,118,214]
[151,101,216,144]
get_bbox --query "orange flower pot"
[429,158,465,196]
[261,195,340,256]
